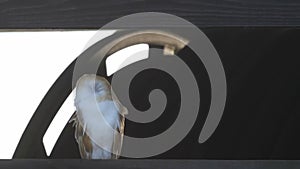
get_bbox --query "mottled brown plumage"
[70,74,127,159]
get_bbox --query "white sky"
[0,31,102,159]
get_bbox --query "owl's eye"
[94,83,103,92]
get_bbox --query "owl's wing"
[69,112,93,159]
[112,113,125,159]
[110,88,127,159]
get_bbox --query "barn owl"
[70,74,127,159]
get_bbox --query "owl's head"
[75,74,111,104]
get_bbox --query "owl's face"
[75,74,111,104]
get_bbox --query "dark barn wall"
[0,0,300,29]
